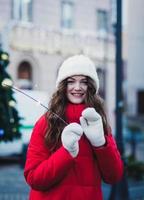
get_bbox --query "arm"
[24,115,74,191]
[93,134,123,184]
[80,108,123,184]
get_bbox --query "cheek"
[83,86,88,93]
[66,85,73,94]
[85,85,88,91]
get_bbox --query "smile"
[71,93,84,97]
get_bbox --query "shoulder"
[32,113,49,137]
[35,114,48,126]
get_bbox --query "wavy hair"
[45,77,109,152]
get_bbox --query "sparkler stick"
[3,83,68,126]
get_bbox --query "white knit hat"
[56,55,99,93]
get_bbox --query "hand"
[61,123,83,157]
[80,108,105,147]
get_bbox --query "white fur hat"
[56,55,99,93]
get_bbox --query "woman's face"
[66,75,88,104]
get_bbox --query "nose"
[74,82,81,90]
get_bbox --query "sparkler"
[2,83,68,126]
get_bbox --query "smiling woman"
[24,54,123,200]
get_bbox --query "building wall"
[32,0,110,31]
[126,0,144,115]
[0,0,11,28]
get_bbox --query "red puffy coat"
[24,103,123,200]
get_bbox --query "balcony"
[9,23,115,61]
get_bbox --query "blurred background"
[0,0,144,199]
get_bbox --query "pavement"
[0,162,29,200]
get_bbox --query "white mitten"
[61,123,83,157]
[80,108,105,147]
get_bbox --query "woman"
[24,55,123,200]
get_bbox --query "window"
[110,0,116,34]
[97,68,106,99]
[12,0,32,22]
[61,1,74,29]
[137,91,144,114]
[12,0,21,20]
[96,9,109,35]
[17,61,33,89]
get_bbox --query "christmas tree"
[0,48,21,141]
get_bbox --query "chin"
[70,99,84,104]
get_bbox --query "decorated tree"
[0,49,21,141]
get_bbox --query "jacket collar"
[65,103,86,124]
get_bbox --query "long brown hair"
[45,77,109,152]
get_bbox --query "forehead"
[67,75,87,80]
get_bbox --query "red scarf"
[65,103,86,124]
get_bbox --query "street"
[0,163,29,200]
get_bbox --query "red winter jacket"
[24,103,123,200]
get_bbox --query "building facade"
[0,0,116,128]
[126,0,144,117]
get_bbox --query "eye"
[67,80,75,84]
[81,80,88,84]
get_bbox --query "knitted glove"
[61,123,83,157]
[80,108,105,147]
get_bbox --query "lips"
[71,93,84,97]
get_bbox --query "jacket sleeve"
[24,115,74,191]
[93,133,123,184]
